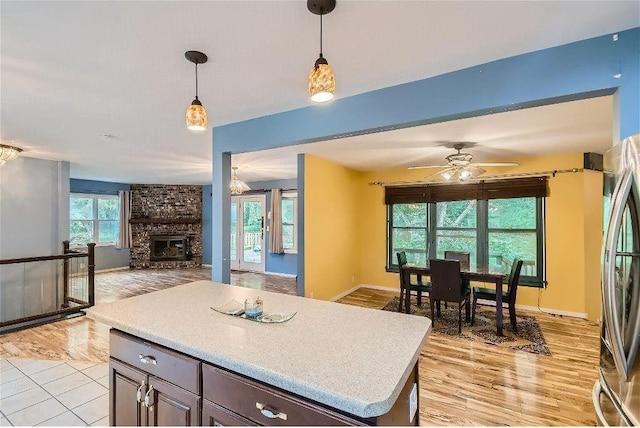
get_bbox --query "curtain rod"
[369,168,583,187]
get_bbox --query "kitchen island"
[86,280,431,426]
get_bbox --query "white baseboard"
[515,303,587,319]
[329,285,362,302]
[202,264,212,268]
[360,284,400,293]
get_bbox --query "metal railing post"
[87,243,96,306]
[62,240,70,308]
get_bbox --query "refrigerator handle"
[592,382,610,427]
[602,168,632,380]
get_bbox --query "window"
[70,194,120,246]
[281,192,297,253]
[386,177,548,287]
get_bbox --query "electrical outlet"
[310,292,314,299]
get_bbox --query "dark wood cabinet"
[110,359,147,426]
[202,400,258,426]
[109,329,419,426]
[109,330,201,426]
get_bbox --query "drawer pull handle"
[139,354,157,365]
[136,381,145,403]
[256,402,287,420]
[144,385,155,408]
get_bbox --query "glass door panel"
[231,195,266,272]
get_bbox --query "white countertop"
[86,280,431,418]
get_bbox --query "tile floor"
[0,358,108,426]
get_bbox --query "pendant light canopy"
[307,0,336,103]
[230,167,251,195]
[0,144,23,167]
[185,50,208,131]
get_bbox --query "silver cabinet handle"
[256,402,287,420]
[144,385,155,408]
[139,354,157,365]
[135,381,146,403]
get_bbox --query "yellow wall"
[584,170,604,322]
[303,154,361,300]
[302,151,604,317]
[355,153,603,317]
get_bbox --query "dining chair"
[429,258,470,333]
[397,252,432,314]
[471,258,524,332]
[443,251,470,264]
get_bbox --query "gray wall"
[0,157,70,321]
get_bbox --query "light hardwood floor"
[0,268,600,426]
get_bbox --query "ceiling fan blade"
[408,165,449,170]
[472,162,519,167]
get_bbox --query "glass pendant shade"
[440,166,485,182]
[0,144,23,167]
[186,99,207,131]
[308,57,335,103]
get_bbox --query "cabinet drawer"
[110,329,200,394]
[202,363,363,426]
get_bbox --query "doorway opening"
[231,195,266,272]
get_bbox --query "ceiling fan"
[408,143,519,181]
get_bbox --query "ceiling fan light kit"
[307,0,336,103]
[185,50,208,131]
[409,142,518,182]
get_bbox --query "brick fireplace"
[129,184,202,269]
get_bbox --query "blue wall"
[202,185,212,265]
[211,28,640,286]
[70,179,131,271]
[70,179,129,195]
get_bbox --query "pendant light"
[307,0,336,103]
[185,51,208,131]
[0,144,23,167]
[230,167,250,195]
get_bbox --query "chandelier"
[230,167,250,195]
[0,144,23,167]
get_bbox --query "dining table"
[403,262,507,336]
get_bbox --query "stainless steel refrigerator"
[594,133,640,426]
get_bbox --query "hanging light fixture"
[185,50,208,131]
[307,0,336,103]
[230,167,251,195]
[0,144,23,167]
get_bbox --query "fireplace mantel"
[129,218,200,224]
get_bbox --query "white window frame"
[70,193,120,247]
[282,191,297,254]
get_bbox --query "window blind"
[384,177,548,204]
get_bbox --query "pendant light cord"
[319,12,323,56]
[195,63,199,100]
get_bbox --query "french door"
[230,195,266,272]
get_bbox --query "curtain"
[269,188,284,254]
[116,190,131,249]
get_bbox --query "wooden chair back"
[429,259,463,302]
[443,251,470,264]
[507,258,524,305]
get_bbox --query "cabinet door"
[202,400,258,426]
[110,358,147,426]
[146,375,201,426]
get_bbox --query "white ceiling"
[1,1,637,185]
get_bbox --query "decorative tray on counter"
[210,300,296,323]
